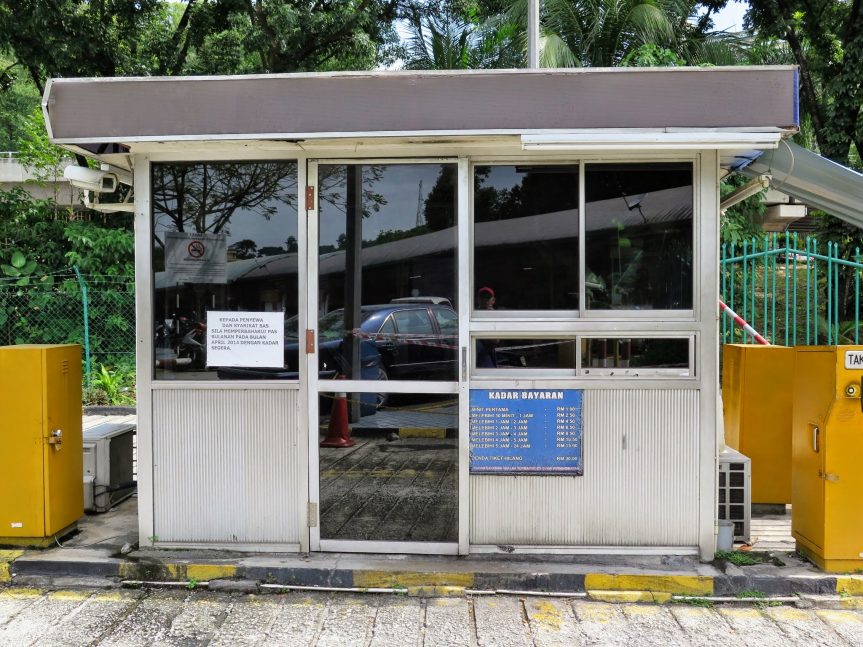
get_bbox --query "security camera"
[64,165,118,193]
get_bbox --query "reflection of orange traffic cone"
[321,381,355,448]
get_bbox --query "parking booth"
[43,66,799,560]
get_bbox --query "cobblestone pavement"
[2,586,863,646]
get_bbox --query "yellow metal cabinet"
[792,346,863,572]
[722,344,794,504]
[0,344,83,545]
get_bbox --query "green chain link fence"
[721,233,863,347]
[0,271,135,391]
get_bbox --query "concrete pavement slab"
[0,589,90,647]
[154,591,229,646]
[669,605,737,645]
[209,595,281,646]
[367,597,422,646]
[99,590,188,647]
[472,596,532,647]
[37,591,140,647]
[523,597,585,647]
[816,609,863,644]
[262,594,328,647]
[0,587,41,625]
[315,594,376,647]
[570,600,638,646]
[717,606,792,647]
[422,597,471,647]
[763,606,846,646]
[618,604,690,647]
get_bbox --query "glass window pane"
[475,338,577,369]
[581,338,690,375]
[585,163,693,310]
[433,307,458,334]
[318,164,457,382]
[473,165,579,312]
[152,161,298,380]
[319,392,458,543]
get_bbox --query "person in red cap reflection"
[476,286,497,367]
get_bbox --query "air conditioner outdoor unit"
[718,446,752,543]
[83,422,136,513]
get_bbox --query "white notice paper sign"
[845,350,863,369]
[164,232,227,285]
[206,311,284,368]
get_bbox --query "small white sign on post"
[206,311,284,368]
[845,350,863,369]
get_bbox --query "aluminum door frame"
[306,158,470,555]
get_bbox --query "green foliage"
[621,44,686,67]
[86,360,135,406]
[671,596,713,608]
[714,550,764,566]
[720,174,767,245]
[17,108,67,186]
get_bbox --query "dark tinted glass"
[152,162,298,380]
[475,338,577,369]
[585,163,693,310]
[318,164,457,381]
[474,165,579,311]
[581,338,690,373]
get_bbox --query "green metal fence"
[0,272,136,385]
[721,234,863,347]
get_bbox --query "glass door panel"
[312,161,460,550]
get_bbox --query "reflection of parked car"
[335,302,458,380]
[215,301,458,382]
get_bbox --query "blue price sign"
[469,389,584,475]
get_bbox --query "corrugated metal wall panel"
[153,389,303,544]
[470,389,700,546]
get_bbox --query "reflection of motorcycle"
[155,313,207,370]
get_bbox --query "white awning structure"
[740,139,863,229]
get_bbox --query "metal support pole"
[528,0,540,68]
[72,264,91,388]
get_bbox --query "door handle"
[812,426,820,453]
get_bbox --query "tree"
[0,1,400,91]
[472,0,744,67]
[708,0,863,168]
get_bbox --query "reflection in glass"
[585,163,693,310]
[318,393,458,543]
[318,164,457,382]
[474,165,579,311]
[151,162,298,380]
[475,338,577,369]
[581,338,689,374]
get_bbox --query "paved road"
[1,586,863,646]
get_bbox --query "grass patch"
[671,596,714,608]
[736,590,782,607]
[714,550,765,567]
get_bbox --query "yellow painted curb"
[0,550,23,583]
[0,587,42,599]
[585,574,713,596]
[353,570,475,589]
[839,597,863,610]
[187,564,238,581]
[49,590,90,601]
[836,576,863,597]
[587,590,672,604]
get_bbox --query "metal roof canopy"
[740,139,863,229]
[43,67,798,146]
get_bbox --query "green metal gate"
[721,234,863,346]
